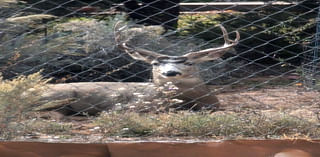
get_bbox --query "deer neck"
[153,76,205,91]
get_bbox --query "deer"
[114,22,240,111]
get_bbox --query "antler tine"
[114,21,127,44]
[113,21,166,63]
[183,24,240,62]
[218,24,240,46]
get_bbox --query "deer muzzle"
[162,71,182,77]
[159,63,182,77]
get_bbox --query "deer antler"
[183,24,240,63]
[114,21,126,44]
[114,21,166,63]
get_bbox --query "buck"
[114,22,240,111]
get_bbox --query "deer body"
[115,23,240,111]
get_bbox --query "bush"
[0,72,50,139]
[178,7,317,65]
[1,14,230,83]
[0,14,145,82]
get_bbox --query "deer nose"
[162,71,182,77]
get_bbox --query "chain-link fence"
[0,0,320,142]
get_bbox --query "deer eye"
[184,62,193,66]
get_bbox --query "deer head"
[114,22,240,87]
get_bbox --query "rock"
[0,14,57,41]
[0,14,58,78]
[0,0,24,18]
[1,18,232,85]
[6,14,57,26]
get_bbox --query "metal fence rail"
[0,0,320,141]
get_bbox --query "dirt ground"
[218,86,320,122]
[219,86,320,112]
[218,76,319,109]
[12,76,320,142]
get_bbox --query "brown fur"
[114,22,240,111]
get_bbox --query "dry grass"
[22,119,72,135]
[94,111,320,139]
[0,72,72,139]
[0,72,48,120]
[7,109,317,141]
[0,72,319,141]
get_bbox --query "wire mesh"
[303,6,320,89]
[0,0,320,142]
